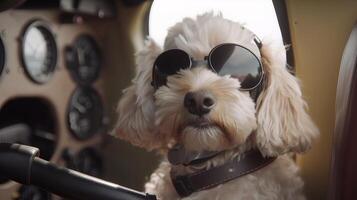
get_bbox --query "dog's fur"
[114,13,319,200]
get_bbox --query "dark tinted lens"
[210,44,262,89]
[155,49,191,75]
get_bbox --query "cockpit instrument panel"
[68,87,104,140]
[21,20,57,84]
[65,35,101,85]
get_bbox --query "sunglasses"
[152,43,264,93]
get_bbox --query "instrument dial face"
[17,185,52,200]
[62,148,102,177]
[66,35,101,85]
[22,21,57,84]
[0,36,4,75]
[68,87,103,140]
[76,148,102,177]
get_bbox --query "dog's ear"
[113,38,164,151]
[255,43,318,156]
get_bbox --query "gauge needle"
[34,43,45,58]
[27,42,37,52]
[74,101,86,113]
[77,48,86,65]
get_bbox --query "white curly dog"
[114,13,318,200]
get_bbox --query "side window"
[149,0,285,49]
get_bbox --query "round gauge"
[0,36,5,75]
[17,185,52,200]
[68,87,103,140]
[65,35,101,85]
[62,148,102,177]
[75,148,102,177]
[21,20,57,84]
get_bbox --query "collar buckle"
[172,175,194,197]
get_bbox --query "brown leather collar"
[168,144,223,166]
[170,149,276,197]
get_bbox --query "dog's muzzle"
[184,90,216,117]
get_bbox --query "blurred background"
[0,0,357,199]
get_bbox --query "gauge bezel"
[20,20,57,84]
[0,35,5,76]
[67,86,104,140]
[66,34,101,85]
[18,185,52,200]
[63,147,102,177]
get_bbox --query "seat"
[329,22,357,200]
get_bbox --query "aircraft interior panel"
[0,0,357,199]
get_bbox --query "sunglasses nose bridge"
[192,59,205,65]
[191,60,211,71]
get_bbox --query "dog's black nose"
[184,91,216,116]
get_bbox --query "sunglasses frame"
[207,43,264,91]
[152,43,264,92]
